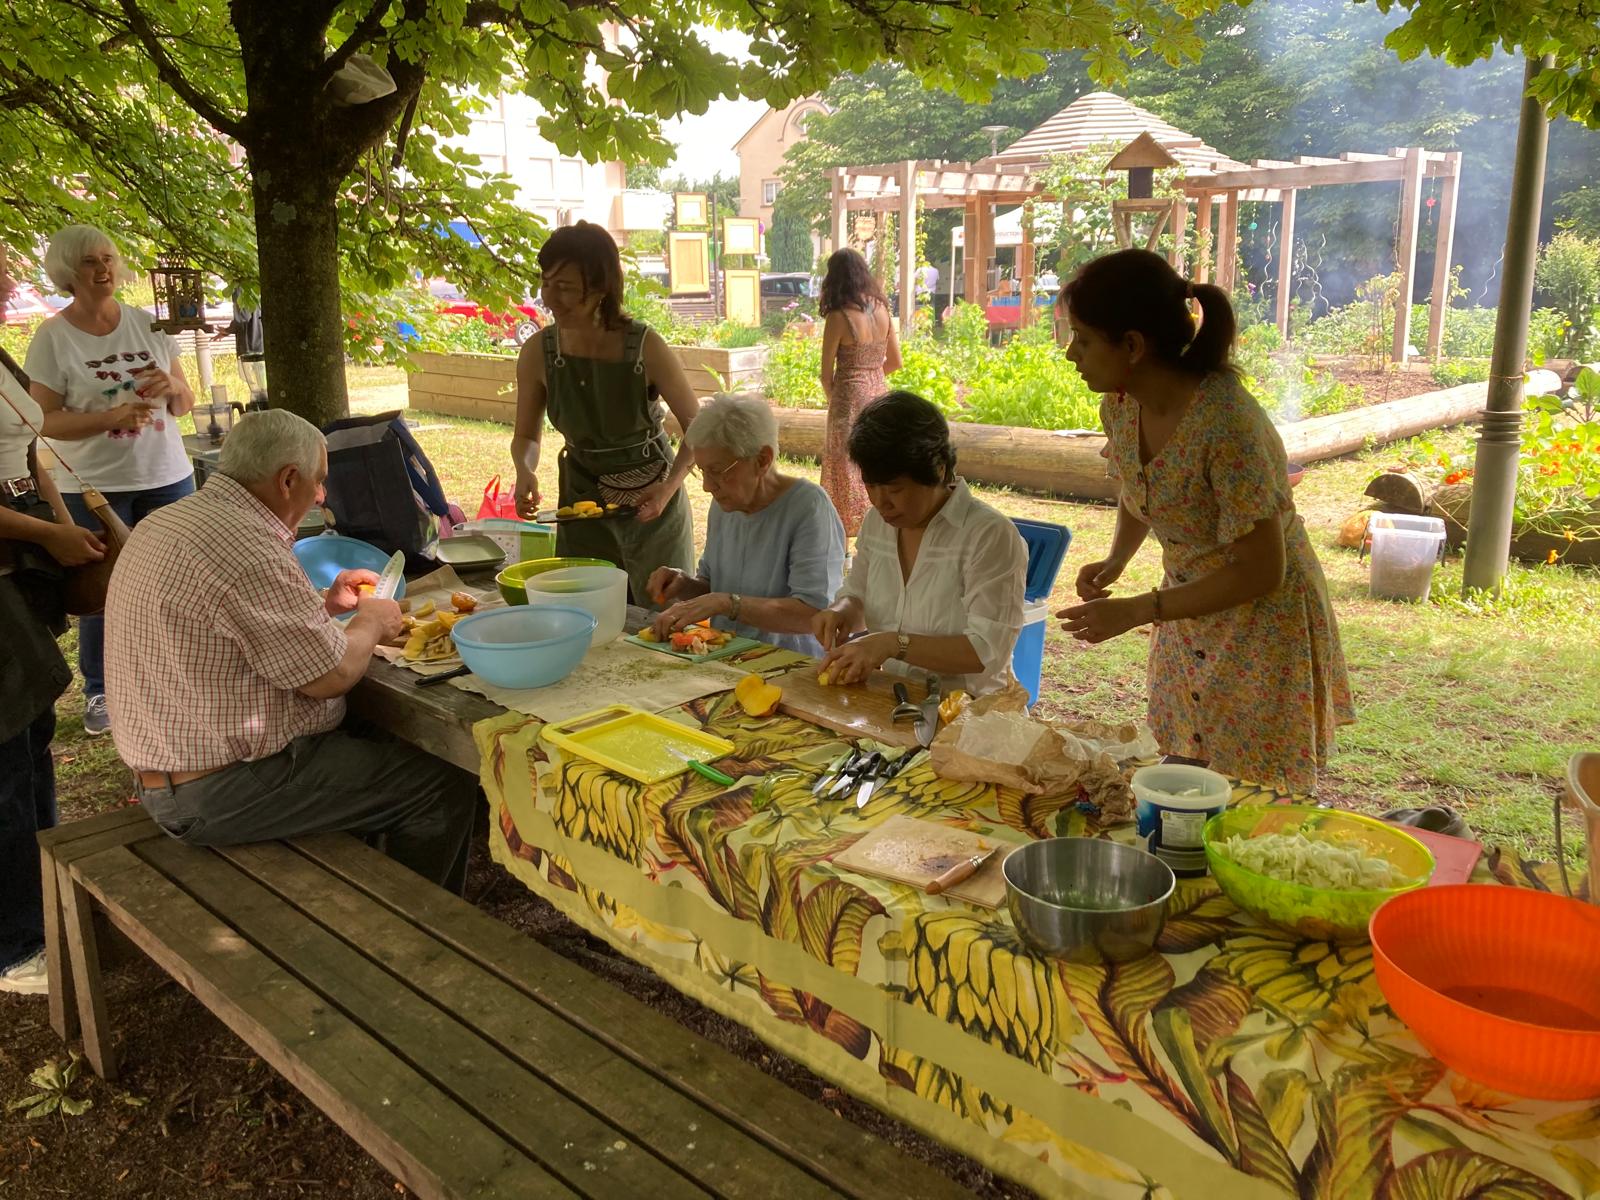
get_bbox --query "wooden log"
[1275,382,1486,464]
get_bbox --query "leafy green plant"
[8,1053,93,1119]
[1535,231,1600,358]
[438,316,504,356]
[762,327,825,408]
[1431,359,1492,388]
[887,342,958,413]
[960,336,1100,429]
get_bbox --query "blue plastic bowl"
[450,605,596,689]
[293,535,406,600]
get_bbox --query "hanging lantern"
[148,255,209,333]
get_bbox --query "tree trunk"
[251,161,348,426]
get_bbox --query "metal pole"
[1461,55,1553,596]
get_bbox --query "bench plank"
[68,844,579,1200]
[292,834,975,1200]
[137,837,713,1199]
[219,840,842,1200]
[38,803,148,850]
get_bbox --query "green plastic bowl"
[495,557,612,605]
[1202,806,1435,943]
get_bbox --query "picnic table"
[351,617,1598,1200]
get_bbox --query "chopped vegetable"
[1217,831,1404,891]
[636,628,660,643]
[449,591,477,613]
[734,674,782,717]
[414,599,436,618]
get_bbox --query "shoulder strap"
[0,345,27,390]
[541,324,563,370]
[623,320,648,375]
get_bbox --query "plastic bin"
[1368,513,1446,602]
[1008,520,1071,704]
[1011,600,1050,705]
[457,518,555,565]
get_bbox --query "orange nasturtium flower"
[1565,529,1578,542]
[1547,549,1560,564]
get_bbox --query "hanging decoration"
[149,256,209,334]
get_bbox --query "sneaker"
[83,693,110,737]
[0,950,48,995]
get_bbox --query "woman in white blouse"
[813,391,1027,696]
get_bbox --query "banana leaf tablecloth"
[475,696,1600,1199]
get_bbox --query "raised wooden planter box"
[407,345,770,423]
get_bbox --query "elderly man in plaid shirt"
[104,410,476,893]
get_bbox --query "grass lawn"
[50,364,1598,873]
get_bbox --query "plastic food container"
[456,519,554,565]
[496,556,612,606]
[1132,764,1233,877]
[1368,513,1445,602]
[450,606,596,690]
[1203,806,1434,943]
[292,534,405,600]
[1371,884,1600,1099]
[521,565,627,648]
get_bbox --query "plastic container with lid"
[1368,513,1445,602]
[1132,764,1233,877]
[1008,520,1072,706]
[521,564,627,648]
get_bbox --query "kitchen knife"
[926,846,997,895]
[854,754,890,808]
[812,749,854,796]
[373,550,406,601]
[828,750,879,799]
[913,675,943,748]
[667,749,737,787]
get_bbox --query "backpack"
[320,410,449,564]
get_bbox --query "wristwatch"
[728,593,743,621]
[895,632,911,660]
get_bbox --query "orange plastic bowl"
[1370,884,1600,1100]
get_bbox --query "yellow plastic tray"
[540,704,736,784]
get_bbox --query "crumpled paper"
[929,685,1156,820]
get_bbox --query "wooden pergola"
[828,93,1464,362]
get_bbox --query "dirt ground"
[1324,361,1447,406]
[1,800,1036,1199]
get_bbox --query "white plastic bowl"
[520,564,626,648]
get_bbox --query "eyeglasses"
[694,458,743,483]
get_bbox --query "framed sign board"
[668,231,711,295]
[675,192,709,228]
[723,217,761,257]
[724,269,760,326]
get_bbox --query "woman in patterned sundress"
[1053,249,1353,793]
[818,249,901,536]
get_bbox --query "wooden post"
[962,199,981,303]
[898,160,917,340]
[1018,204,1036,329]
[977,196,995,308]
[1426,151,1464,361]
[1275,188,1298,338]
[1168,197,1187,270]
[1392,146,1426,363]
[1194,193,1214,284]
[1218,191,1239,292]
[829,170,847,257]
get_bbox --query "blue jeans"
[0,706,56,971]
[62,474,195,696]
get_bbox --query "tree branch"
[115,0,244,138]
[318,0,397,85]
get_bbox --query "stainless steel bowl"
[1003,838,1175,963]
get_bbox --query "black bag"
[320,411,444,563]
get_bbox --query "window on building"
[557,157,584,198]
[762,180,781,207]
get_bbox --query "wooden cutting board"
[773,667,925,748]
[832,815,1017,909]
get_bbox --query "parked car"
[3,281,66,324]
[429,278,546,345]
[759,272,817,316]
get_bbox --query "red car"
[428,279,546,345]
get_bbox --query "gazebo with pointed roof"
[826,91,1462,362]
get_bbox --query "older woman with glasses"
[649,394,844,656]
[25,224,196,737]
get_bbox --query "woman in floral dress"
[818,249,901,536]
[1053,249,1353,792]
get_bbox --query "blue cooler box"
[1009,519,1071,705]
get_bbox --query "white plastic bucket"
[1369,514,1446,602]
[1132,764,1232,877]
[522,565,627,648]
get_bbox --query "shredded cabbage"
[1219,831,1404,891]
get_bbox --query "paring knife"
[374,550,406,601]
[926,846,998,895]
[667,749,736,787]
[854,753,891,808]
[812,749,854,796]
[829,751,880,799]
[913,675,943,748]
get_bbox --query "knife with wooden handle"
[926,846,996,895]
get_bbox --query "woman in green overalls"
[511,223,698,602]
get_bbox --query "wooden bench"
[40,808,972,1200]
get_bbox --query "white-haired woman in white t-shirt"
[24,225,197,735]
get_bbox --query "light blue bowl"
[450,605,596,689]
[293,534,406,600]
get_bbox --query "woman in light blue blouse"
[649,394,844,656]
